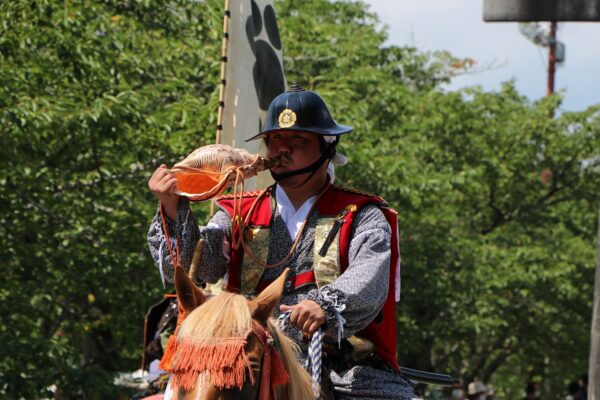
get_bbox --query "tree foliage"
[1,0,599,398]
[0,0,221,397]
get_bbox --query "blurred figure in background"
[566,374,587,400]
[467,381,488,400]
[524,381,541,400]
[486,385,497,400]
[577,374,588,400]
[567,380,581,400]
[450,380,466,400]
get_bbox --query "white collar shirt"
[275,184,317,240]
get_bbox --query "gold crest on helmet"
[278,109,297,128]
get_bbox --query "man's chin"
[269,166,297,177]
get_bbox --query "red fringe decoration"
[169,338,252,392]
[161,315,290,398]
[159,304,189,372]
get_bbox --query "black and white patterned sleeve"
[307,204,391,341]
[147,198,232,287]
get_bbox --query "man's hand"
[280,300,325,336]
[148,164,179,220]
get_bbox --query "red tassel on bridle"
[159,300,190,372]
[255,322,290,400]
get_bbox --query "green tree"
[378,88,600,398]
[0,0,221,397]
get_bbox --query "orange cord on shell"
[159,203,181,270]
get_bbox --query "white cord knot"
[321,289,346,347]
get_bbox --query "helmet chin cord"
[269,137,338,187]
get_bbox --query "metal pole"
[546,21,557,96]
[589,203,600,400]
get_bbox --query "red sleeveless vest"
[217,184,401,371]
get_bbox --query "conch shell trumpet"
[170,144,278,201]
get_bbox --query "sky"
[362,0,600,112]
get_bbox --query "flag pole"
[212,0,231,216]
[216,0,231,145]
[546,21,557,96]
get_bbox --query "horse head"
[163,266,314,400]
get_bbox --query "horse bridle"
[248,320,289,400]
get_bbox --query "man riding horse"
[148,85,420,399]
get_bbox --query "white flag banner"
[220,0,287,190]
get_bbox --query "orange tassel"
[269,347,290,388]
[159,303,189,372]
[159,334,178,372]
[258,345,290,400]
[169,338,252,392]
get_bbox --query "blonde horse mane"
[179,292,252,342]
[176,291,314,400]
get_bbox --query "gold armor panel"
[313,217,341,286]
[240,226,270,294]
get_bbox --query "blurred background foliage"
[1,0,599,398]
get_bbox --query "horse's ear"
[250,268,289,326]
[174,265,206,313]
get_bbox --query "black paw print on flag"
[245,0,286,113]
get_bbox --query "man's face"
[265,130,321,177]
